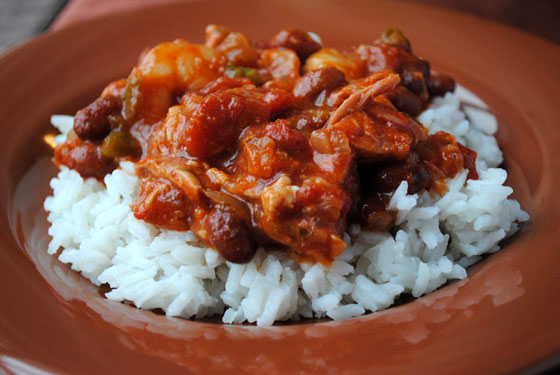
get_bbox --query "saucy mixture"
[54,26,477,265]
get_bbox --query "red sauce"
[53,26,477,265]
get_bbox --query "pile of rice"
[44,92,529,326]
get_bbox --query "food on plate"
[44,25,528,326]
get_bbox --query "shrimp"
[258,48,301,90]
[304,48,364,81]
[205,24,258,66]
[122,40,224,123]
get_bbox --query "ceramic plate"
[1,1,559,373]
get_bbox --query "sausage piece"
[267,29,322,60]
[54,138,117,179]
[293,66,347,101]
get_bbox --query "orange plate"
[0,1,559,374]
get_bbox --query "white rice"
[44,92,529,326]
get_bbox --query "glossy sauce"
[54,26,476,265]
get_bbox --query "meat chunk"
[148,86,295,158]
[133,177,192,231]
[354,43,431,101]
[312,72,427,163]
[54,138,117,179]
[199,76,254,95]
[293,67,347,102]
[266,29,322,60]
[317,110,421,162]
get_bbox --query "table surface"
[1,0,558,374]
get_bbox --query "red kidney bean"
[386,86,424,116]
[427,73,456,96]
[201,207,257,263]
[73,95,122,141]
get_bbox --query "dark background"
[0,0,559,52]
